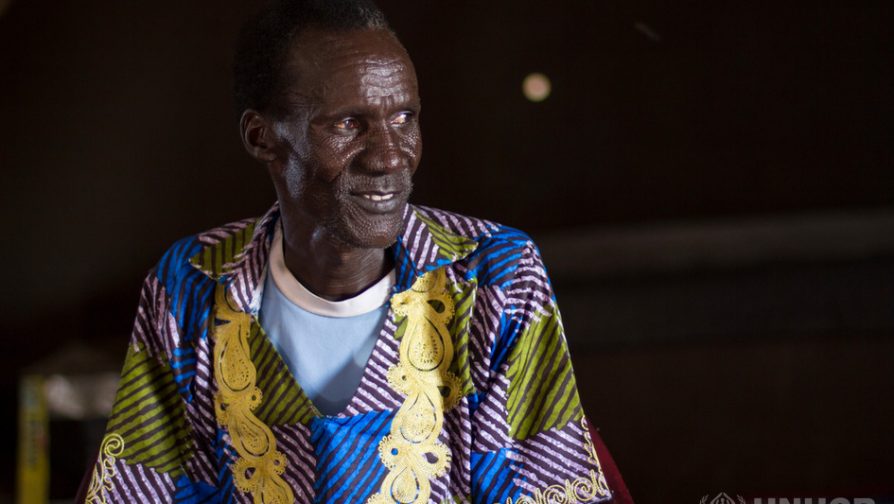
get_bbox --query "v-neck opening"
[212,205,437,422]
[250,289,398,421]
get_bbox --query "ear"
[239,109,278,163]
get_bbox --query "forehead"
[281,28,418,104]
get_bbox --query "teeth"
[362,193,394,201]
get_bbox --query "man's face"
[269,28,422,249]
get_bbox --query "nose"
[358,122,406,174]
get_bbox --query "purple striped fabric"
[105,459,175,502]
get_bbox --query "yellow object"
[522,72,551,102]
[213,283,293,503]
[17,375,48,504]
[581,417,600,467]
[369,269,461,504]
[84,433,125,504]
[501,469,610,504]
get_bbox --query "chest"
[189,268,497,503]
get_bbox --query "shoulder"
[411,205,548,288]
[412,204,538,252]
[152,215,261,291]
[135,215,265,350]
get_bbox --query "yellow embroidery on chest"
[368,269,461,504]
[213,283,293,503]
[85,433,124,504]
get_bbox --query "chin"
[338,231,400,250]
[359,234,400,250]
[335,213,404,250]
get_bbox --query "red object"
[588,422,635,503]
[74,451,95,504]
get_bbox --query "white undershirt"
[258,226,394,415]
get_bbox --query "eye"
[391,111,415,125]
[334,117,360,131]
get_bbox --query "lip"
[349,190,404,214]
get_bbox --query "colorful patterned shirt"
[85,203,615,504]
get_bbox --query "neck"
[278,218,392,301]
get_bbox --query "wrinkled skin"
[240,28,422,300]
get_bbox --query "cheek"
[271,126,313,199]
[311,135,360,182]
[282,159,306,200]
[402,128,423,168]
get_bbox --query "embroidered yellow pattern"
[85,433,124,504]
[499,469,610,504]
[500,418,611,504]
[213,283,293,503]
[368,269,461,504]
[581,417,600,467]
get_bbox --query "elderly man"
[82,0,630,502]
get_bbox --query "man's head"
[235,0,421,250]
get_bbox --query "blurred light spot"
[522,73,551,102]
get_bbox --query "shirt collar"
[189,201,478,314]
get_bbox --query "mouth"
[350,189,405,214]
[360,192,396,202]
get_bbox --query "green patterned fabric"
[104,344,192,477]
[506,304,583,440]
[249,321,319,425]
[189,222,256,279]
[416,212,478,262]
[448,279,477,397]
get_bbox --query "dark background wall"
[1,0,892,502]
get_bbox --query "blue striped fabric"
[170,346,197,400]
[156,235,215,404]
[463,227,531,287]
[172,429,236,503]
[173,475,224,504]
[156,236,213,345]
[470,449,525,504]
[310,410,395,503]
